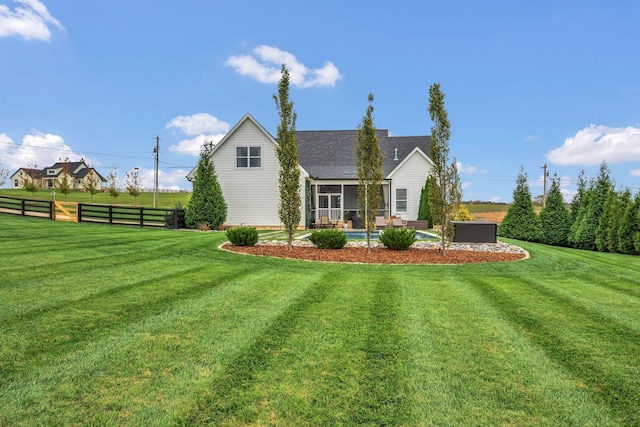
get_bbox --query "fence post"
[108,206,113,225]
[140,207,144,227]
[77,203,82,223]
[173,209,178,229]
[50,201,54,220]
[21,199,25,216]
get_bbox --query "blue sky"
[1,0,639,202]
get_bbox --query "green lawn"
[0,188,191,207]
[1,215,639,426]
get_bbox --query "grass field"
[0,188,191,208]
[1,215,639,426]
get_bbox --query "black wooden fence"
[0,195,184,229]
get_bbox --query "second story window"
[236,146,261,168]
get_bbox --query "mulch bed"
[221,244,527,265]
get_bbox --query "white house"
[187,113,433,228]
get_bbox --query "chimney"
[394,148,398,161]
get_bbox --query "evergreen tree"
[539,173,571,246]
[273,64,302,250]
[608,188,631,253]
[498,167,542,241]
[572,161,613,251]
[595,188,620,252]
[356,93,384,253]
[618,190,639,255]
[428,83,461,255]
[567,169,587,246]
[185,142,227,229]
[417,175,435,225]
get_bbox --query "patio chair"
[375,216,387,230]
[319,215,334,229]
[392,217,406,228]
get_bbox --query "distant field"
[0,188,191,208]
[465,203,511,222]
[1,215,639,425]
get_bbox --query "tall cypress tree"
[498,167,542,241]
[356,93,384,253]
[428,83,461,255]
[185,142,226,230]
[274,64,301,250]
[539,173,571,246]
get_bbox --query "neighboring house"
[10,161,107,190]
[186,113,433,228]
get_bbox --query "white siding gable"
[387,149,432,221]
[207,114,306,227]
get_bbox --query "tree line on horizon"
[498,161,640,255]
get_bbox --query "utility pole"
[153,136,160,208]
[541,163,549,207]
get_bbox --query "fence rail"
[0,196,183,229]
[0,196,53,219]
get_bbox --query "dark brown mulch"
[221,244,527,265]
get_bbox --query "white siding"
[212,118,305,227]
[389,152,431,221]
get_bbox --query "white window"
[14,179,19,187]
[236,146,261,168]
[47,169,57,175]
[396,188,407,212]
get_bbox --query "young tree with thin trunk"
[107,169,120,203]
[20,165,41,195]
[273,64,301,251]
[82,169,100,203]
[427,83,461,255]
[356,93,384,253]
[55,159,72,201]
[0,158,8,187]
[125,167,142,205]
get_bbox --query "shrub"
[309,229,347,249]
[380,227,416,250]
[226,227,259,246]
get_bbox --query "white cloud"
[631,169,640,177]
[168,134,226,156]
[226,45,343,88]
[0,0,63,41]
[166,113,230,136]
[166,113,229,156]
[135,167,189,190]
[489,196,502,203]
[546,124,640,166]
[456,161,487,174]
[524,135,540,142]
[0,131,96,170]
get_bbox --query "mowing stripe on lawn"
[180,274,337,425]
[401,274,616,426]
[0,265,254,379]
[468,276,640,425]
[350,276,410,425]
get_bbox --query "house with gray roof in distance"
[186,113,433,228]
[10,160,107,191]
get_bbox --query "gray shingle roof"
[296,129,431,179]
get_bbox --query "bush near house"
[379,227,417,250]
[309,229,347,249]
[226,227,259,246]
